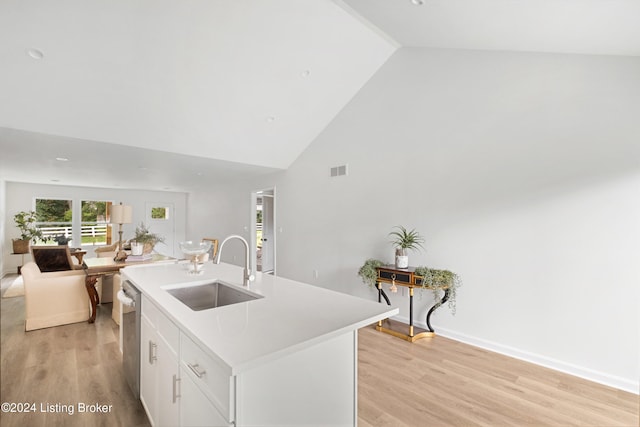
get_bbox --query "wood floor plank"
[2,275,638,427]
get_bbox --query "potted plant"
[388,225,424,268]
[53,234,72,245]
[133,222,165,254]
[12,211,43,253]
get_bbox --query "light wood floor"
[358,323,638,427]
[0,275,150,427]
[2,275,638,427]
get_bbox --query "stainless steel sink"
[166,281,263,311]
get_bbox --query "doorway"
[251,189,275,275]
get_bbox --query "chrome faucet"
[215,235,255,287]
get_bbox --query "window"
[81,200,113,246]
[150,206,170,220]
[35,198,73,245]
[34,199,116,247]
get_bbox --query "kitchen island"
[122,262,398,427]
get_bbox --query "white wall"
[2,182,187,275]
[186,180,256,266]
[231,48,639,392]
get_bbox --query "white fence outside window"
[37,223,109,245]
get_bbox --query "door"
[145,202,175,256]
[156,335,180,427]
[252,189,275,275]
[261,194,274,274]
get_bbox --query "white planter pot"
[395,255,409,269]
[131,242,144,256]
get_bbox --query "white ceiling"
[0,0,395,169]
[0,127,281,192]
[1,0,638,191]
[343,0,640,56]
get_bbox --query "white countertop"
[122,262,398,375]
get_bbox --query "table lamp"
[110,202,132,261]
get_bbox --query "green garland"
[357,259,384,288]
[414,266,461,315]
[357,260,462,315]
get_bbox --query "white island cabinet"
[123,262,398,427]
[140,295,180,426]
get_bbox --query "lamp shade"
[110,204,133,224]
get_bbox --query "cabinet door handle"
[172,374,181,404]
[149,341,157,364]
[187,363,206,378]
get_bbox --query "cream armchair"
[21,261,100,331]
[111,273,122,325]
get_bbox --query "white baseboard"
[1,270,17,280]
[393,315,639,395]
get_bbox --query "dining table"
[82,254,176,323]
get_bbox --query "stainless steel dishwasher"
[118,280,141,398]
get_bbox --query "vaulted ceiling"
[345,0,640,56]
[1,0,638,191]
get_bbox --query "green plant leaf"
[414,266,462,315]
[357,259,385,288]
[134,222,165,245]
[388,225,425,251]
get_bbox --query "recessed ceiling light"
[266,116,276,123]
[411,0,424,5]
[26,48,44,60]
[55,157,69,162]
[301,70,311,78]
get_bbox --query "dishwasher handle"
[117,290,135,308]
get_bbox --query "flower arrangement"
[133,222,165,253]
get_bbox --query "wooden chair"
[94,242,118,259]
[180,238,218,264]
[111,273,122,325]
[94,244,119,305]
[202,238,219,260]
[30,245,82,272]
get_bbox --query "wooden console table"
[10,252,27,274]
[375,265,450,342]
[82,254,175,323]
